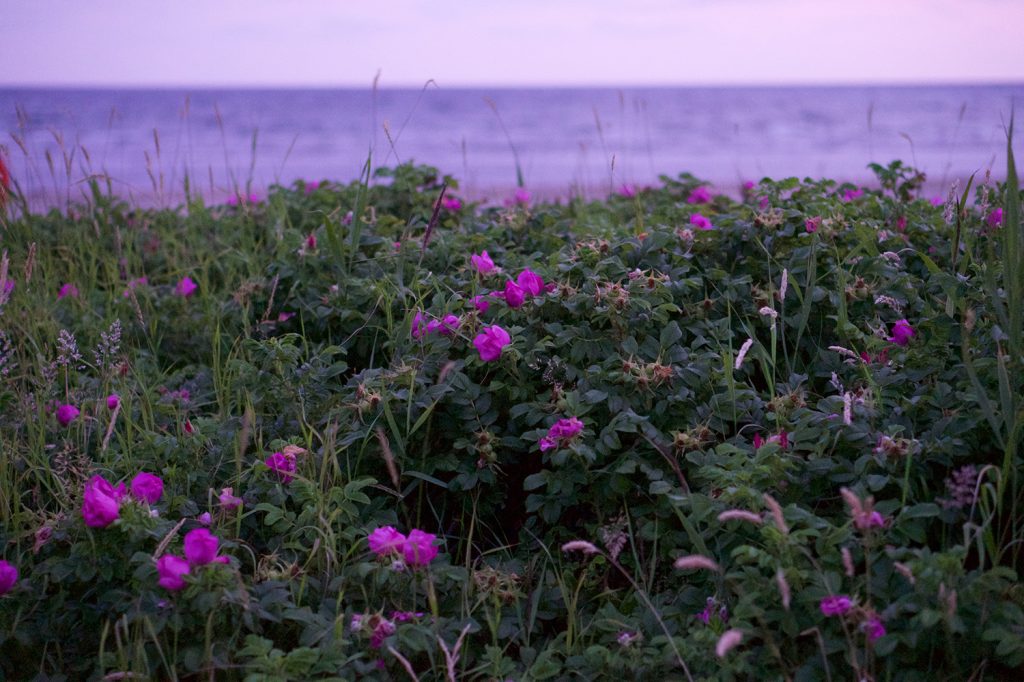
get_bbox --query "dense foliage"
[0,152,1023,680]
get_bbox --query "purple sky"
[3,0,1023,87]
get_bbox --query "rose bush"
[0,159,1022,679]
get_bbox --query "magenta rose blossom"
[57,283,79,300]
[411,311,427,339]
[219,487,243,510]
[864,616,886,641]
[130,471,164,504]
[471,250,495,275]
[442,196,462,212]
[471,295,490,313]
[516,269,544,296]
[986,208,1003,227]
[819,595,853,616]
[175,276,197,298]
[888,319,915,346]
[503,280,526,308]
[266,451,296,483]
[505,187,530,207]
[183,528,228,565]
[805,216,821,233]
[841,188,865,202]
[368,526,407,556]
[439,314,460,335]
[82,475,122,528]
[156,554,190,591]
[402,529,439,566]
[686,186,713,204]
[690,214,713,230]
[0,560,18,596]
[473,325,511,362]
[540,416,584,451]
[106,394,120,410]
[549,417,583,440]
[56,404,80,427]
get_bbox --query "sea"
[1,84,1021,207]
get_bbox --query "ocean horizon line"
[2,80,1023,92]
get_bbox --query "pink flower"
[402,529,439,566]
[717,509,763,525]
[175,277,197,298]
[391,610,425,622]
[265,451,296,483]
[888,319,915,346]
[754,431,788,449]
[197,512,212,526]
[618,183,637,198]
[305,180,320,194]
[130,471,164,504]
[106,394,120,410]
[895,216,907,232]
[841,188,865,202]
[441,196,462,212]
[473,325,511,362]
[929,195,944,206]
[56,404,80,427]
[57,283,79,300]
[715,629,743,658]
[122,276,148,298]
[156,555,190,591]
[368,526,407,556]
[742,180,755,193]
[505,187,531,207]
[439,314,460,335]
[687,186,713,204]
[411,311,427,339]
[0,560,18,596]
[805,216,821,233]
[673,555,721,572]
[82,475,121,528]
[862,510,887,529]
[503,280,526,308]
[2,279,14,296]
[986,208,1003,227]
[561,540,600,554]
[183,528,228,565]
[820,595,852,616]
[864,616,886,641]
[470,295,490,314]
[471,251,496,275]
[541,417,584,451]
[369,617,396,648]
[517,269,544,296]
[305,233,317,250]
[689,214,713,230]
[219,487,243,510]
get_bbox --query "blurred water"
[1,85,1021,206]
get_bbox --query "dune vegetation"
[0,143,1022,680]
